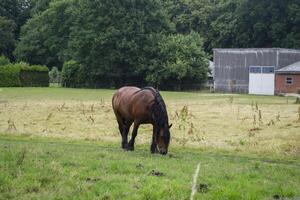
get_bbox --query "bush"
[0,64,21,87]
[62,60,86,87]
[49,67,61,83]
[0,56,10,66]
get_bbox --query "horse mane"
[141,87,170,143]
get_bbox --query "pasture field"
[1,134,300,200]
[0,87,300,199]
[0,87,299,155]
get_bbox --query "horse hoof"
[127,146,134,151]
[122,143,128,149]
[151,150,158,154]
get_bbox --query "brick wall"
[275,74,300,94]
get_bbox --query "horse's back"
[115,86,140,97]
[112,86,140,107]
[112,86,155,123]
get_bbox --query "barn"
[275,61,300,94]
[213,48,300,95]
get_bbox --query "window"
[249,67,261,73]
[286,77,293,85]
[262,67,274,73]
[250,66,275,74]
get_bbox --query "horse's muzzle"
[159,149,168,155]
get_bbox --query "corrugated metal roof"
[213,48,300,51]
[277,61,300,73]
[213,48,300,53]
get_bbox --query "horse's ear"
[169,124,173,129]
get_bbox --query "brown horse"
[112,86,172,155]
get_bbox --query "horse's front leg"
[128,121,140,151]
[150,125,158,154]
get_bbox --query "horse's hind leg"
[115,113,131,150]
[128,121,140,151]
[123,121,133,149]
[118,123,126,149]
[118,121,132,150]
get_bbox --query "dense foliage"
[147,32,209,90]
[14,0,74,68]
[164,0,300,53]
[0,16,16,60]
[0,61,49,87]
[61,60,86,87]
[0,55,11,66]
[66,0,174,88]
[1,0,299,89]
[0,64,21,87]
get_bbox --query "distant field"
[0,87,299,155]
[0,87,300,199]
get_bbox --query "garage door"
[249,66,275,95]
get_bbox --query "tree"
[0,17,16,59]
[0,0,34,59]
[29,0,51,16]
[16,0,211,89]
[164,0,300,52]
[209,0,300,49]
[284,1,300,48]
[164,0,219,53]
[14,0,75,69]
[67,0,172,87]
[147,32,209,90]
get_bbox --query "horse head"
[156,123,172,155]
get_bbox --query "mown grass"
[0,134,299,200]
[0,87,295,102]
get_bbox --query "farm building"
[275,61,300,94]
[213,48,300,95]
[206,61,214,89]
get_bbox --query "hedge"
[0,62,49,87]
[21,64,49,72]
[0,64,21,87]
[19,63,49,87]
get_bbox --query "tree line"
[1,0,299,89]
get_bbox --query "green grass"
[0,134,299,200]
[0,87,114,101]
[0,87,296,103]
[0,87,300,199]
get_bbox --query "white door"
[249,66,274,95]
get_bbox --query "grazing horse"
[112,86,172,155]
